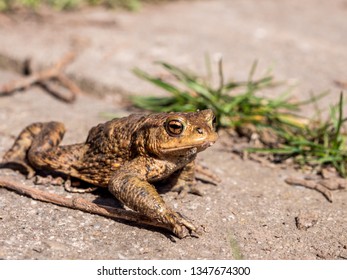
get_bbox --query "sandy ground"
[0,0,346,259]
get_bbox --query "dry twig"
[0,176,174,235]
[285,177,333,202]
[0,52,81,103]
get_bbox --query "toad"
[2,109,218,238]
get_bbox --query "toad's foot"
[165,211,199,238]
[34,175,98,193]
[0,159,36,179]
[163,162,203,198]
[195,163,221,185]
[34,175,65,186]
[63,179,98,193]
[170,180,203,198]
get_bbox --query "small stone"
[295,211,319,231]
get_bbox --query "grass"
[131,59,347,177]
[132,60,307,129]
[254,92,347,176]
[0,0,171,11]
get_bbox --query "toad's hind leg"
[2,122,66,178]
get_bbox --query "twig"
[25,57,79,103]
[39,76,78,103]
[0,52,81,103]
[319,179,346,190]
[285,177,333,202]
[0,176,174,234]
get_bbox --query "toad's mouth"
[160,140,216,153]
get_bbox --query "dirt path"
[0,0,346,259]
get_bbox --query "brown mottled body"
[2,110,218,238]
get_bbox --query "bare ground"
[0,0,346,259]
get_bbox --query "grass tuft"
[132,60,305,130]
[252,92,347,177]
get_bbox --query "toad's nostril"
[196,127,203,134]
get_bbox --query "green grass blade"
[132,68,182,97]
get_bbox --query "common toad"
[2,109,218,238]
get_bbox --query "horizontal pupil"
[168,122,182,134]
[170,124,181,129]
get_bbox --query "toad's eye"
[165,118,185,136]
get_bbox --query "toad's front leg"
[108,166,198,238]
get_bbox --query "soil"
[0,0,346,260]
